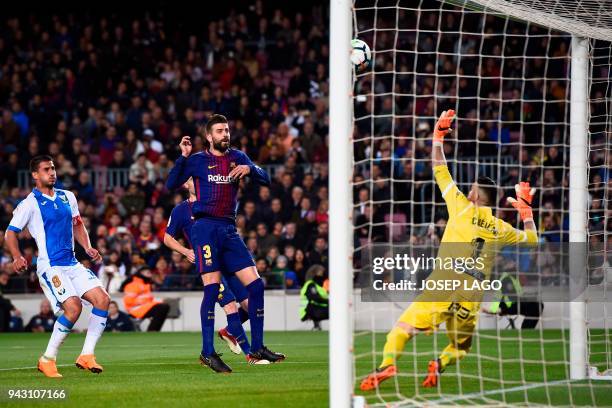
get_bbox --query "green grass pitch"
[1,330,610,407]
[0,331,328,407]
[354,329,612,407]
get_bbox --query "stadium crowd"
[351,4,611,285]
[0,0,610,313]
[0,1,330,299]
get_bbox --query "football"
[351,38,371,71]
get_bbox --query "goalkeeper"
[361,109,539,391]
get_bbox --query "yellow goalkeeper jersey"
[421,165,538,302]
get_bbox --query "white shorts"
[38,263,103,315]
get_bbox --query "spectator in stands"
[100,250,127,294]
[256,257,271,283]
[128,154,155,185]
[0,272,20,332]
[162,258,198,290]
[255,222,277,257]
[308,236,329,268]
[9,308,24,332]
[0,2,599,300]
[152,257,172,287]
[121,183,146,215]
[24,299,56,333]
[104,301,135,332]
[121,266,169,331]
[292,249,310,285]
[73,171,96,205]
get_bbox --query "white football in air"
[351,39,371,71]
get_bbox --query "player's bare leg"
[75,287,111,374]
[38,296,82,378]
[235,266,285,363]
[360,321,417,391]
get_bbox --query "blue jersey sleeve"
[165,206,184,239]
[166,155,192,190]
[237,151,270,186]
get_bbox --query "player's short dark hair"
[205,114,228,134]
[477,176,497,206]
[30,155,54,173]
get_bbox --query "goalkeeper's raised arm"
[430,109,537,241]
[430,109,474,218]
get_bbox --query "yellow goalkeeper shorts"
[398,300,480,334]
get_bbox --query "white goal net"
[347,0,612,406]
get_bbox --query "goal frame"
[329,1,596,405]
[329,0,354,407]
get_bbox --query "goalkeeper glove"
[507,182,536,222]
[433,109,456,143]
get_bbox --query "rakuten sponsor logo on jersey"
[208,174,233,184]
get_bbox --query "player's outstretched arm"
[432,109,455,167]
[166,136,193,190]
[507,182,538,241]
[430,109,470,217]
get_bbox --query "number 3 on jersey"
[202,245,212,259]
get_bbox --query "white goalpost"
[330,0,612,406]
[569,35,588,381]
[329,0,355,407]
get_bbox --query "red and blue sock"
[226,312,251,354]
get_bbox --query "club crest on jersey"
[230,162,236,169]
[208,174,232,184]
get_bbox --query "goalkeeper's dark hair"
[477,176,497,206]
[205,114,228,134]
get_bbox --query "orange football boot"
[359,365,397,391]
[75,354,103,373]
[37,356,62,378]
[422,359,441,388]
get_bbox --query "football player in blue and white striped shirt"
[5,155,111,378]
